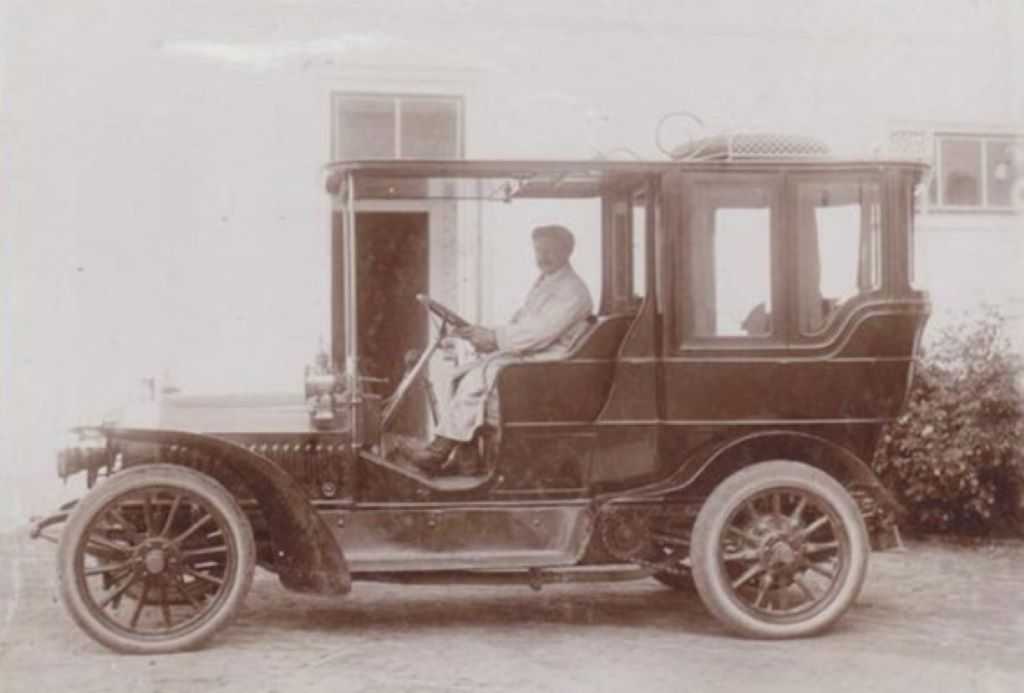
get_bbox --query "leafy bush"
[873,310,1024,535]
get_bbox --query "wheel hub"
[767,541,797,566]
[136,539,178,575]
[758,532,803,575]
[144,549,166,574]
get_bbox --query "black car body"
[35,136,930,652]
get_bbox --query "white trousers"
[433,353,517,442]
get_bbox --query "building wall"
[915,214,1024,346]
[2,0,1022,523]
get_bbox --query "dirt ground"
[1,530,1021,693]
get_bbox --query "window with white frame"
[684,182,775,339]
[331,93,463,160]
[891,130,1023,212]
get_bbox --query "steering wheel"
[415,293,470,329]
[384,294,473,429]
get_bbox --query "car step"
[352,564,655,591]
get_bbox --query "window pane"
[606,199,631,310]
[986,138,1018,207]
[334,97,396,159]
[940,138,982,206]
[632,194,646,300]
[400,98,459,159]
[687,185,772,338]
[796,181,881,333]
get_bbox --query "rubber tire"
[57,464,255,654]
[690,461,869,639]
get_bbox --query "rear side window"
[685,183,774,338]
[795,180,882,333]
[631,190,647,302]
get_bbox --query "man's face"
[533,236,571,275]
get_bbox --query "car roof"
[324,158,928,200]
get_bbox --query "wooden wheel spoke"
[160,494,182,537]
[84,559,133,577]
[753,573,772,608]
[129,579,151,628]
[184,566,224,587]
[731,562,766,589]
[86,534,133,557]
[723,548,757,563]
[743,501,760,522]
[174,513,213,545]
[797,514,830,539]
[803,540,839,555]
[777,585,790,611]
[790,497,808,523]
[142,493,155,536]
[171,573,204,612]
[106,508,142,544]
[160,582,173,629]
[98,571,143,609]
[771,492,782,517]
[807,560,836,579]
[725,525,758,546]
[794,575,817,603]
[181,545,228,560]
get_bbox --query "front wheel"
[690,461,868,638]
[57,464,255,653]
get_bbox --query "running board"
[352,564,654,591]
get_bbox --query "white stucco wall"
[2,0,1022,525]
[914,213,1024,347]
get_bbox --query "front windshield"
[332,164,631,326]
[327,163,655,407]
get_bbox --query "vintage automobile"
[32,134,930,653]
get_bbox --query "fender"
[102,427,350,596]
[637,430,891,502]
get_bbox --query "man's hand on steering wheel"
[415,293,497,351]
[451,325,498,352]
[416,293,469,328]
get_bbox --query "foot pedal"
[439,443,480,476]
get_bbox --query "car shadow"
[237,574,724,637]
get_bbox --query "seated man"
[401,224,594,473]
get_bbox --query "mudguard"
[629,430,896,507]
[100,427,350,595]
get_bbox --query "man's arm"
[451,325,499,352]
[493,279,592,353]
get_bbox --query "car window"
[685,183,774,338]
[795,180,882,334]
[632,191,647,302]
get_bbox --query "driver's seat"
[494,313,635,425]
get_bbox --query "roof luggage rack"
[671,133,832,162]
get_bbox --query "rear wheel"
[690,461,868,638]
[57,464,255,653]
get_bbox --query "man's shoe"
[398,436,457,475]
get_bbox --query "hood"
[153,391,312,433]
